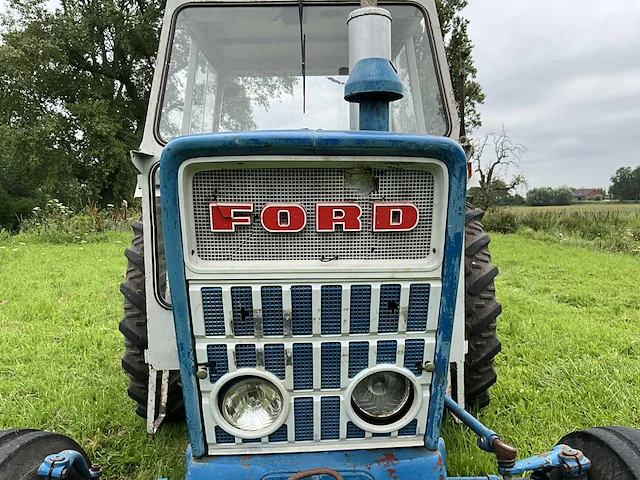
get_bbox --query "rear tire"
[0,429,89,480]
[464,204,502,409]
[120,221,185,423]
[547,426,640,479]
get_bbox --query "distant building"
[573,188,601,200]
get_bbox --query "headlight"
[220,377,284,432]
[351,371,412,423]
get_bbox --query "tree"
[470,126,527,210]
[552,186,574,206]
[436,0,485,132]
[610,167,640,201]
[526,187,555,206]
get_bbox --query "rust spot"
[436,456,444,467]
[375,452,399,467]
[438,474,445,480]
[364,463,371,470]
[240,455,251,468]
[387,467,398,480]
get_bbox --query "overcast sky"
[465,0,640,189]
[2,1,639,189]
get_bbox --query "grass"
[483,204,640,255]
[1,232,639,478]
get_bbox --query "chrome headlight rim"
[345,365,422,434]
[209,369,290,439]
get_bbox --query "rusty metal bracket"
[146,367,170,434]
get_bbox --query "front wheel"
[548,426,640,479]
[0,429,90,479]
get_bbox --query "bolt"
[423,362,436,372]
[196,368,208,379]
[90,463,102,472]
[49,455,64,462]
[60,467,68,478]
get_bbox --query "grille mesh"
[261,286,284,335]
[350,285,371,334]
[264,344,285,379]
[321,342,341,388]
[294,398,314,441]
[191,167,435,261]
[293,343,313,390]
[321,285,342,335]
[202,287,224,335]
[407,284,430,331]
[291,285,313,335]
[320,397,341,440]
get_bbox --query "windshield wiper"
[298,0,306,113]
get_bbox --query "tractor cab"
[154,1,453,141]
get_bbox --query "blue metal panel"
[404,339,425,376]
[407,284,430,332]
[376,340,397,364]
[321,285,342,334]
[214,426,235,444]
[378,284,401,333]
[202,287,225,336]
[348,342,369,378]
[231,286,254,336]
[320,397,340,440]
[349,285,371,334]
[268,424,288,443]
[261,286,284,336]
[235,344,257,368]
[294,398,314,441]
[264,344,285,380]
[321,342,341,389]
[346,421,365,439]
[185,442,448,480]
[291,285,312,335]
[206,345,229,383]
[398,419,418,436]
[160,130,467,457]
[292,343,313,390]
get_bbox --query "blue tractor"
[2,0,639,478]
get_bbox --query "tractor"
[2,0,640,478]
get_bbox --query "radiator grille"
[199,282,436,453]
[191,167,435,261]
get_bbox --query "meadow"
[483,202,640,255]
[0,230,639,478]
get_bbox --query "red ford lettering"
[316,202,362,232]
[209,202,254,232]
[372,202,419,232]
[261,203,307,232]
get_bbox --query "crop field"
[507,202,640,214]
[1,231,639,479]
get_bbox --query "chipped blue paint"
[159,130,467,460]
[185,442,447,480]
[344,57,403,131]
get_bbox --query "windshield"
[158,3,448,141]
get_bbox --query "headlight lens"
[221,377,284,432]
[351,371,412,422]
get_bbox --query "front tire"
[548,426,640,479]
[0,429,89,479]
[464,204,502,409]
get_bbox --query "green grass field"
[1,232,639,478]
